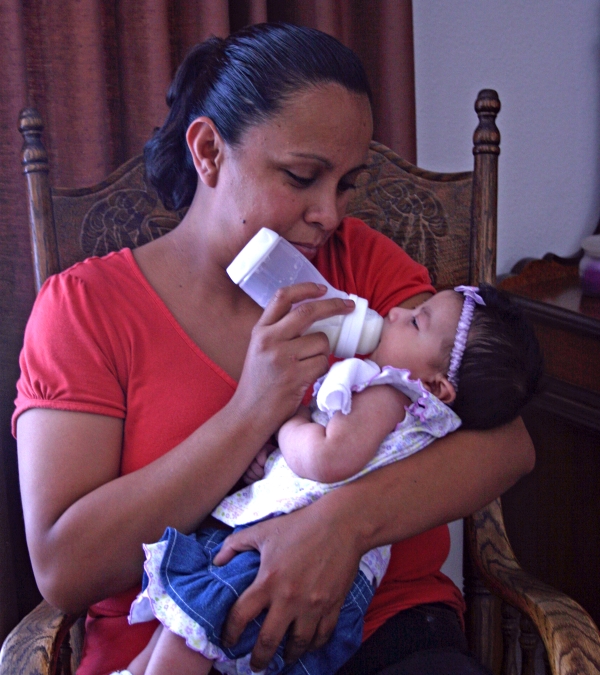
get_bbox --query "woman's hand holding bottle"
[231,282,355,432]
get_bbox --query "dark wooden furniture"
[2,91,600,675]
[499,258,600,632]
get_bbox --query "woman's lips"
[290,242,319,259]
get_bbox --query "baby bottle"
[227,228,384,358]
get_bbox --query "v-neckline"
[122,247,239,390]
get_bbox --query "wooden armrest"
[0,600,81,675]
[467,498,600,675]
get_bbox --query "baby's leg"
[124,625,162,675]
[144,625,213,675]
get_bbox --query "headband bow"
[447,285,486,389]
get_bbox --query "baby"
[119,284,543,675]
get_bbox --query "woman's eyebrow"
[288,153,368,175]
[289,152,333,168]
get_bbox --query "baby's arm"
[278,386,409,484]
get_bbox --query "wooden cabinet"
[498,259,600,626]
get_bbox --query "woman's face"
[218,83,373,261]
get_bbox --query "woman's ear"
[186,117,224,188]
[425,374,456,405]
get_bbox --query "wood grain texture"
[468,499,600,674]
[0,601,80,675]
[19,108,60,293]
[471,89,500,286]
[501,603,520,675]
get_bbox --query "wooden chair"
[2,90,600,675]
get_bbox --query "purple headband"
[447,285,486,389]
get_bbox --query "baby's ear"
[427,374,456,404]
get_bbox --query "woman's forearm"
[310,416,535,554]
[18,401,275,613]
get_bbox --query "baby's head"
[368,285,543,430]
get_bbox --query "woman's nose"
[305,190,345,231]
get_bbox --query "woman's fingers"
[283,606,341,665]
[231,282,355,440]
[213,506,362,670]
[258,282,355,338]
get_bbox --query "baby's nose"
[387,306,404,321]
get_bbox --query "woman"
[14,23,533,675]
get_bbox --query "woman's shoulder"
[39,248,145,306]
[52,247,137,285]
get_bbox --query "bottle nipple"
[356,310,384,355]
[335,297,384,358]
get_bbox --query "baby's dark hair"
[451,284,543,430]
[145,22,372,211]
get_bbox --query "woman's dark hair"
[145,22,372,211]
[451,284,544,430]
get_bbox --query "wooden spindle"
[19,107,60,291]
[470,89,500,286]
[501,603,521,675]
[465,570,499,671]
[520,614,539,675]
[58,633,72,675]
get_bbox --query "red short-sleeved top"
[14,217,462,675]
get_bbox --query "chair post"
[470,89,501,286]
[19,107,60,293]
[465,89,502,670]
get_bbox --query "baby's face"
[369,291,463,384]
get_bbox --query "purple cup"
[579,235,600,297]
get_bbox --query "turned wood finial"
[19,107,49,174]
[473,89,501,156]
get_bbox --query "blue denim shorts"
[151,526,375,674]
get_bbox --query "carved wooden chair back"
[19,92,498,294]
[4,90,600,675]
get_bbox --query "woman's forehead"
[243,84,372,149]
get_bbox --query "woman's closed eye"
[337,179,356,194]
[411,316,419,329]
[285,170,315,187]
[284,169,359,193]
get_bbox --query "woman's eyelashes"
[411,315,419,329]
[284,170,315,187]
[337,179,357,193]
[284,170,356,193]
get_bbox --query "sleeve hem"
[12,400,126,438]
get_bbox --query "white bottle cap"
[226,228,280,284]
[335,295,369,358]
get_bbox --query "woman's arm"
[17,284,355,614]
[214,415,534,671]
[278,386,408,483]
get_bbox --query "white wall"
[415,1,600,591]
[413,1,600,275]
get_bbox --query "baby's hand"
[243,440,276,485]
[294,404,312,422]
